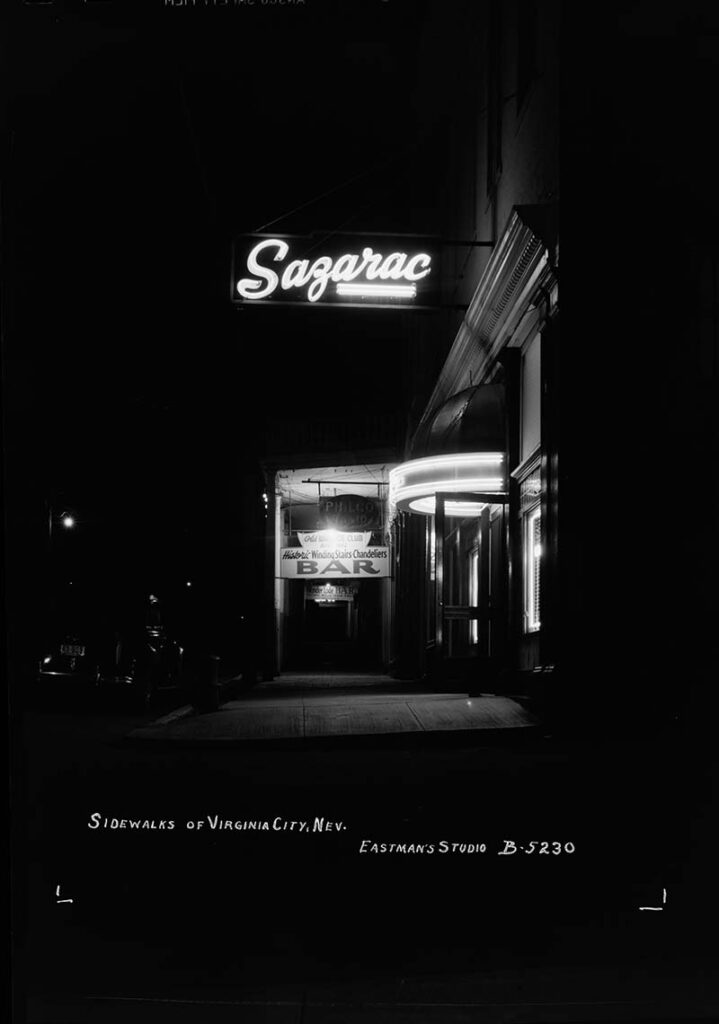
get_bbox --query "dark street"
[15,678,719,1020]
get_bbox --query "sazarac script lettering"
[236,238,432,303]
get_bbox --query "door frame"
[434,491,509,664]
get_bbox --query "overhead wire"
[252,139,421,235]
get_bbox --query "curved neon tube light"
[408,498,488,516]
[389,452,506,517]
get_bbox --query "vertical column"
[274,484,284,675]
[540,312,560,668]
[262,478,277,681]
[478,504,491,659]
[394,512,426,680]
[240,469,261,686]
[499,349,522,671]
[434,497,445,663]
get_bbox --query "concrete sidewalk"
[126,673,538,746]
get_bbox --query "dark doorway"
[283,581,384,671]
[304,601,349,644]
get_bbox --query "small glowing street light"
[46,503,78,543]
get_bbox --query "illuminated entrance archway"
[390,453,509,677]
[389,452,506,516]
[274,463,395,673]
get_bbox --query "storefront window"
[525,506,541,632]
[428,518,436,582]
[425,516,436,643]
[468,547,479,645]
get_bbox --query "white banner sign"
[307,584,357,602]
[297,531,371,548]
[280,546,390,579]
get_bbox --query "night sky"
[5,0,446,635]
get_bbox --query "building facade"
[248,0,563,698]
[389,0,560,692]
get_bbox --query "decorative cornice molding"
[510,447,542,481]
[415,206,559,438]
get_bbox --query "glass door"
[434,492,507,665]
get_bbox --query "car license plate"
[60,644,85,657]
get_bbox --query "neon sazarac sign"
[231,234,439,309]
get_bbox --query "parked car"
[37,632,102,688]
[37,605,184,710]
[99,623,184,707]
